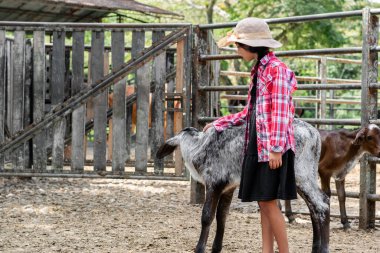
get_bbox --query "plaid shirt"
[213,52,297,162]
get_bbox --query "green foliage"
[98,0,378,122]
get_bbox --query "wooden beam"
[91,31,106,172]
[174,38,185,177]
[0,30,5,169]
[12,31,25,169]
[51,31,66,170]
[111,31,126,172]
[151,31,166,175]
[71,31,85,171]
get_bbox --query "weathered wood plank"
[24,39,33,168]
[111,31,126,172]
[51,31,66,170]
[71,31,85,171]
[133,31,150,174]
[0,30,5,169]
[91,31,106,172]
[151,31,166,174]
[165,52,175,161]
[209,32,220,118]
[174,38,185,176]
[128,31,145,163]
[12,31,25,169]
[103,51,110,162]
[5,39,12,165]
[32,30,47,171]
[190,27,208,204]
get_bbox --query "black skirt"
[238,149,297,202]
[238,87,297,202]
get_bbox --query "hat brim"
[218,36,282,49]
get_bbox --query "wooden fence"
[0,22,192,180]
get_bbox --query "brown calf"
[285,124,380,229]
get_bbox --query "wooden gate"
[0,22,192,180]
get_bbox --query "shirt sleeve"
[269,66,295,152]
[212,104,248,132]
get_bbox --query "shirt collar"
[250,51,276,76]
[259,51,275,66]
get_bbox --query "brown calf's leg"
[335,179,350,230]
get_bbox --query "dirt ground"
[0,165,379,253]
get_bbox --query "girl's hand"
[203,123,214,132]
[269,152,282,169]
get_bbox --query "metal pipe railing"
[198,83,380,91]
[220,70,361,83]
[198,117,362,125]
[200,47,376,61]
[219,49,362,64]
[199,10,372,29]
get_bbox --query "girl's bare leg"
[259,200,289,253]
[259,208,275,253]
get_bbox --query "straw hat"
[218,18,282,48]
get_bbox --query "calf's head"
[353,124,380,157]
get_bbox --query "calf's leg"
[285,200,296,223]
[335,179,350,230]
[211,186,236,253]
[297,187,330,253]
[195,183,226,253]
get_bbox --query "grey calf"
[157,118,330,253]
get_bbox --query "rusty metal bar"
[220,70,361,83]
[198,117,361,125]
[367,194,380,202]
[199,10,367,29]
[198,83,375,91]
[200,47,377,61]
[283,210,380,220]
[220,95,361,105]
[368,157,380,163]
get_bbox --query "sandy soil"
[0,165,379,253]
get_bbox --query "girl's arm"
[212,105,249,132]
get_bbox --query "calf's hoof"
[286,214,296,223]
[342,222,351,230]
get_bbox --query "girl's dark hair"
[236,42,269,61]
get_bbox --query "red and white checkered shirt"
[212,52,297,162]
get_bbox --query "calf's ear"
[353,127,368,145]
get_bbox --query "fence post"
[0,30,4,169]
[71,31,85,171]
[190,26,208,204]
[91,31,106,172]
[111,31,127,172]
[151,31,166,175]
[174,38,186,176]
[360,7,378,229]
[51,31,66,170]
[12,31,25,169]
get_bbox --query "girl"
[203,18,297,253]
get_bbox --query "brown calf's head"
[353,124,380,157]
